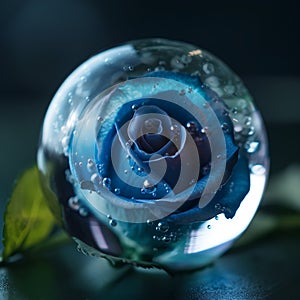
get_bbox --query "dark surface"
[0,231,299,299]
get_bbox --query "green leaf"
[1,166,57,261]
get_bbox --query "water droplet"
[215,215,219,220]
[221,122,230,133]
[203,62,215,74]
[146,219,153,225]
[156,222,169,232]
[170,55,185,69]
[114,188,120,194]
[205,76,219,87]
[109,219,117,227]
[124,169,128,174]
[223,110,230,117]
[207,224,212,229]
[247,126,255,136]
[231,107,238,114]
[203,102,210,109]
[163,183,170,193]
[251,164,266,175]
[102,177,111,189]
[162,236,171,243]
[189,178,196,185]
[201,165,210,175]
[78,162,83,167]
[68,196,80,210]
[224,84,235,94]
[107,214,112,219]
[125,140,133,147]
[87,159,96,172]
[143,179,154,189]
[131,104,138,110]
[218,153,226,160]
[201,127,208,134]
[181,54,192,64]
[237,99,247,109]
[141,182,157,195]
[234,124,243,133]
[79,207,88,217]
[246,141,260,153]
[104,57,112,64]
[214,203,225,211]
[91,173,102,186]
[171,233,178,242]
[179,89,186,96]
[97,116,103,122]
[154,65,165,71]
[60,125,67,134]
[97,163,104,174]
[128,65,134,71]
[186,121,197,132]
[244,116,252,126]
[62,136,70,154]
[170,124,180,135]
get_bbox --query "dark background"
[1,0,300,97]
[1,0,300,225]
[0,1,300,299]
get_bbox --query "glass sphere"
[37,38,269,272]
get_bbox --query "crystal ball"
[37,38,269,272]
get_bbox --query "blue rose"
[95,71,250,223]
[37,38,266,272]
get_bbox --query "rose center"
[143,118,162,134]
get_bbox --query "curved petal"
[128,105,172,153]
[166,155,250,223]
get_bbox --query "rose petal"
[166,156,250,223]
[95,71,249,221]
